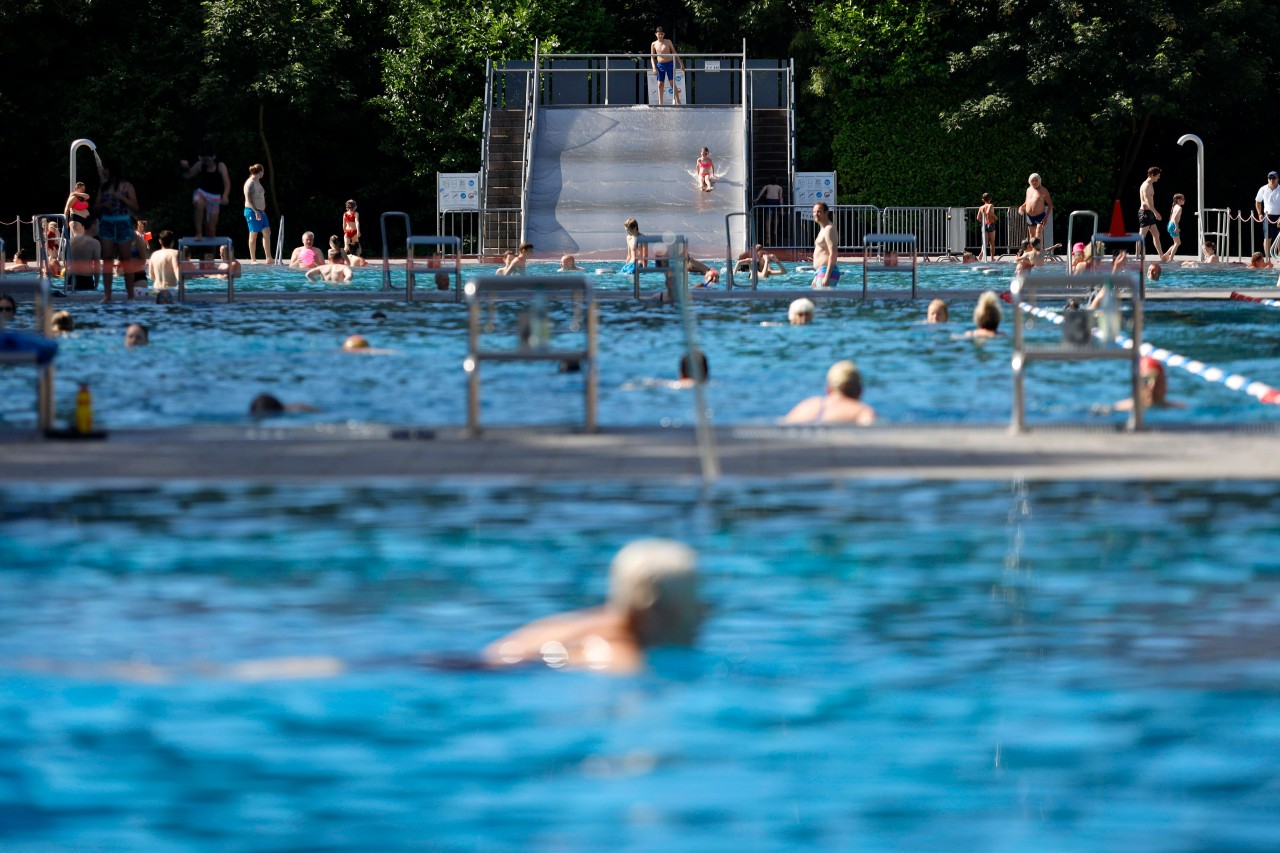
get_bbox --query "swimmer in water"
[926,298,949,323]
[781,360,876,425]
[788,298,815,325]
[966,290,1002,338]
[484,539,703,673]
[558,254,584,272]
[1114,356,1186,411]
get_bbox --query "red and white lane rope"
[1007,293,1280,406]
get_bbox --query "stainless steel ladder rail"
[1065,211,1099,271]
[723,211,757,290]
[1011,269,1144,433]
[380,212,412,291]
[464,275,598,435]
[406,236,463,302]
[176,237,235,303]
[860,233,918,298]
[664,233,720,482]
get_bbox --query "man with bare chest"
[650,27,684,105]
[1019,173,1052,241]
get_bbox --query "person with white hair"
[781,360,876,425]
[484,539,702,673]
[1019,172,1052,242]
[788,298,815,325]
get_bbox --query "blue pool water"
[2,480,1278,849]
[166,258,1280,295]
[3,293,1280,429]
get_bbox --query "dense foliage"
[1,0,1276,255]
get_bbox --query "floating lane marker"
[1011,296,1280,406]
[1229,291,1280,309]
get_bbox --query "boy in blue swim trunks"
[811,202,841,288]
[1162,193,1184,261]
[650,27,684,105]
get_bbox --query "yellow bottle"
[75,383,93,434]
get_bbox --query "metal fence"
[755,204,1044,258]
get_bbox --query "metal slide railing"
[176,237,236,302]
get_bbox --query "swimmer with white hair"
[484,539,703,673]
[926,298,949,323]
[781,360,876,425]
[558,254,584,272]
[788,298,815,325]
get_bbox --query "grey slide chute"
[524,106,746,260]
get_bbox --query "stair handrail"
[519,42,540,245]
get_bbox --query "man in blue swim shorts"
[810,202,841,288]
[1019,172,1053,242]
[650,27,684,105]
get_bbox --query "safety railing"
[860,234,918,298]
[510,51,788,107]
[406,236,462,302]
[482,208,523,258]
[177,237,236,303]
[436,211,480,257]
[380,211,412,290]
[1011,270,1144,433]
[1223,209,1253,261]
[519,45,540,244]
[464,275,598,434]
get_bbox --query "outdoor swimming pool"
[3,292,1279,430]
[2,479,1278,849]
[159,258,1280,295]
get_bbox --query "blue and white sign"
[437,173,479,212]
[794,171,836,207]
[646,68,687,106]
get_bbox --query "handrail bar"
[405,236,462,302]
[860,233,918,298]
[380,212,412,290]
[1065,210,1100,272]
[176,237,236,303]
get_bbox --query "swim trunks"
[655,60,674,83]
[70,274,97,291]
[1137,209,1157,228]
[619,261,637,275]
[98,215,133,244]
[1166,221,1178,237]
[1025,211,1047,226]
[984,223,996,234]
[193,188,222,211]
[244,207,268,233]
[811,266,841,288]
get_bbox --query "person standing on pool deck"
[485,539,703,673]
[1019,173,1052,243]
[811,202,840,288]
[650,26,684,106]
[978,192,997,260]
[1137,166,1164,258]
[180,146,231,238]
[1162,193,1184,261]
[243,164,273,265]
[94,159,140,302]
[1255,171,1280,260]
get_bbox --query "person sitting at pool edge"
[789,298,815,325]
[484,539,703,673]
[288,232,323,269]
[1114,356,1185,412]
[967,290,1002,338]
[781,360,876,426]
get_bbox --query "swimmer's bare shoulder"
[483,607,643,673]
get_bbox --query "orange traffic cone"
[1108,199,1127,236]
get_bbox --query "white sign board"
[704,61,721,72]
[646,69,687,106]
[437,173,479,212]
[794,172,836,218]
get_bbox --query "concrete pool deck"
[3,423,1280,483]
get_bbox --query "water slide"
[524,106,746,261]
